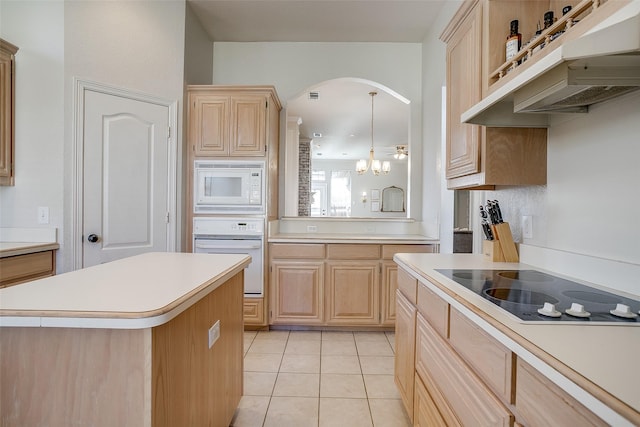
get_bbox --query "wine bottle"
[505,20,522,62]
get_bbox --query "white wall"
[0,1,188,273]
[481,90,640,267]
[211,42,424,220]
[0,1,65,256]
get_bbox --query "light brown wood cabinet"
[269,242,435,327]
[395,265,617,426]
[0,250,57,288]
[394,289,417,422]
[188,87,279,158]
[186,86,281,329]
[0,38,18,186]
[440,1,547,190]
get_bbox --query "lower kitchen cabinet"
[515,359,607,427]
[394,290,417,422]
[395,265,619,426]
[0,249,57,288]
[270,261,324,324]
[326,261,379,325]
[268,242,435,328]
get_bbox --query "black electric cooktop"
[436,269,640,324]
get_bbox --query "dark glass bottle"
[505,20,522,62]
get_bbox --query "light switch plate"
[522,215,533,239]
[208,320,220,349]
[37,207,49,224]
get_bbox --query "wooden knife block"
[491,222,519,262]
[483,239,505,262]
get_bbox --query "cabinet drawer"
[0,251,55,287]
[417,284,449,339]
[414,372,453,427]
[515,359,607,427]
[243,298,264,325]
[397,267,417,304]
[327,244,379,260]
[270,243,325,259]
[449,308,513,404]
[415,314,513,427]
[382,244,435,260]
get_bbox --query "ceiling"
[187,1,449,43]
[186,0,452,160]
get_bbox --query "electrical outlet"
[522,216,533,239]
[307,225,317,233]
[37,207,49,224]
[208,320,220,349]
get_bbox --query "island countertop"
[0,252,250,329]
[394,253,640,423]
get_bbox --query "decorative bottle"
[505,20,522,62]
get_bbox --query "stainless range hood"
[462,0,640,127]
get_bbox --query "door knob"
[87,234,99,243]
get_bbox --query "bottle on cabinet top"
[505,20,522,62]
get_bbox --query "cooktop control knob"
[537,302,561,318]
[565,303,591,318]
[610,303,638,319]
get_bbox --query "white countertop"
[0,252,250,329]
[268,233,438,244]
[394,253,640,422]
[0,242,60,258]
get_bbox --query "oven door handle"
[195,241,262,250]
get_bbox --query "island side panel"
[0,327,151,427]
[152,271,244,427]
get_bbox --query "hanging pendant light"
[356,91,390,175]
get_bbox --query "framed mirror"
[381,186,405,212]
[284,78,411,218]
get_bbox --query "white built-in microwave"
[194,160,265,214]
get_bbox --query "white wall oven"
[193,217,264,296]
[194,160,265,214]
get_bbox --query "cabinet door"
[445,3,482,179]
[191,94,229,156]
[0,39,17,186]
[381,261,398,326]
[394,290,416,423]
[325,261,379,325]
[271,261,324,324]
[414,374,449,427]
[229,96,266,156]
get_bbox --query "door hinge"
[166,212,170,223]
[265,100,268,109]
[269,310,273,319]
[167,126,171,138]
[265,145,267,153]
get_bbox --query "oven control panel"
[193,217,264,236]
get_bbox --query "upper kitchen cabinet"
[0,38,18,186]
[188,86,281,158]
[462,0,636,126]
[441,0,547,190]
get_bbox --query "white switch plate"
[37,207,49,224]
[208,320,220,349]
[522,215,533,239]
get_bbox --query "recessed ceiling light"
[313,132,322,138]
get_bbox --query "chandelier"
[356,91,390,176]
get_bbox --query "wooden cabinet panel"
[326,261,379,324]
[381,261,398,326]
[270,243,325,259]
[192,94,229,156]
[444,2,482,179]
[243,298,265,326]
[0,251,56,288]
[415,314,513,427]
[394,290,416,422]
[327,243,380,260]
[229,96,266,156]
[417,284,449,339]
[414,365,460,427]
[449,308,514,404]
[381,244,435,259]
[0,38,18,186]
[515,359,607,427]
[271,261,324,324]
[397,266,417,304]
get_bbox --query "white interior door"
[82,89,170,267]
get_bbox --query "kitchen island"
[0,252,250,427]
[394,253,639,426]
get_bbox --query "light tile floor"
[230,330,411,427]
